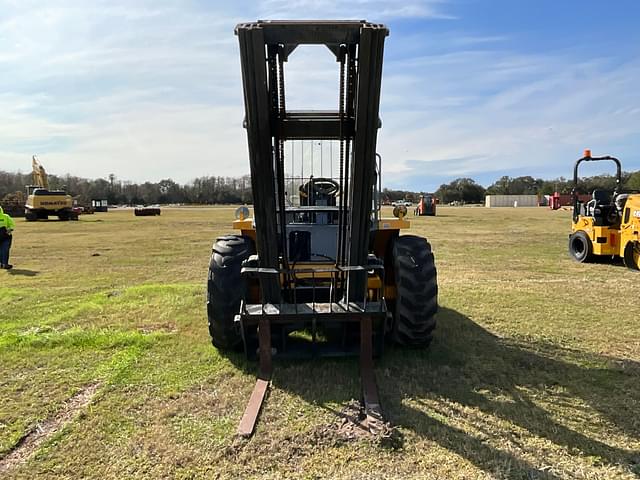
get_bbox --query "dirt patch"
[224,399,403,463]
[332,399,374,440]
[330,400,403,448]
[0,383,101,473]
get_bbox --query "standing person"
[0,206,15,270]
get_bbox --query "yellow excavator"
[25,156,77,221]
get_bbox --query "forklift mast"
[212,21,438,436]
[235,20,388,300]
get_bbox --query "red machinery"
[415,194,436,216]
[550,192,590,210]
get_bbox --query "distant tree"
[139,182,160,205]
[1,191,26,216]
[435,183,458,204]
[2,165,634,207]
[538,177,571,195]
[158,178,182,203]
[381,188,420,202]
[486,176,511,195]
[435,178,485,204]
[0,169,255,205]
[2,191,26,204]
[486,176,544,195]
[576,174,621,194]
[625,171,640,191]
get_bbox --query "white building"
[485,195,539,207]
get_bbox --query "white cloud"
[257,0,454,20]
[378,50,640,188]
[0,1,247,181]
[0,0,638,192]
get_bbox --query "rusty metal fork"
[237,317,272,437]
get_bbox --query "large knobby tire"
[568,231,592,263]
[623,241,640,271]
[207,235,255,350]
[391,235,438,347]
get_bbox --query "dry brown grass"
[0,205,638,479]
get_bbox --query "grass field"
[1,206,639,479]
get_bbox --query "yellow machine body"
[233,216,410,238]
[571,194,640,269]
[569,152,640,270]
[25,191,73,211]
[233,215,411,300]
[24,156,77,221]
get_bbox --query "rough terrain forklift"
[207,20,438,436]
[569,149,640,270]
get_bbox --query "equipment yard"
[1,206,638,479]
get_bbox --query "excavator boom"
[32,155,49,189]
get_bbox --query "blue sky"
[1,0,639,191]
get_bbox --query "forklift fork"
[237,314,382,437]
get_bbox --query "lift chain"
[267,45,290,278]
[340,46,357,268]
[277,47,291,278]
[337,45,347,267]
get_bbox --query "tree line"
[0,171,253,207]
[2,168,640,209]
[385,171,640,205]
